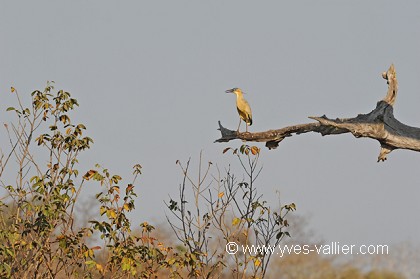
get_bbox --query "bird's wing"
[243,99,252,125]
[237,99,253,126]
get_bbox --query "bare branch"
[216,64,420,162]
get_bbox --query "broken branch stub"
[215,64,420,162]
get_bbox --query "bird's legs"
[246,123,248,132]
[237,118,241,132]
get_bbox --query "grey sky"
[1,0,420,250]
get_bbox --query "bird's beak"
[225,89,234,93]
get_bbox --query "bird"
[225,88,253,132]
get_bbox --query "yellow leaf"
[56,234,65,240]
[232,217,241,226]
[251,146,260,155]
[218,192,224,198]
[96,263,104,273]
[66,127,72,135]
[107,209,117,219]
[83,170,97,180]
[254,259,261,267]
[123,203,130,211]
[11,87,15,93]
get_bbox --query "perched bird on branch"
[226,88,253,132]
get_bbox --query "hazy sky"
[1,0,420,252]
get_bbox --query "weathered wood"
[215,64,420,162]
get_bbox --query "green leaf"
[6,107,15,111]
[30,176,40,183]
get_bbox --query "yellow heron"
[226,88,253,132]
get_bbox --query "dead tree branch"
[216,64,420,162]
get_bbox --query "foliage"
[166,147,296,278]
[271,252,406,279]
[0,84,407,279]
[0,84,179,278]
